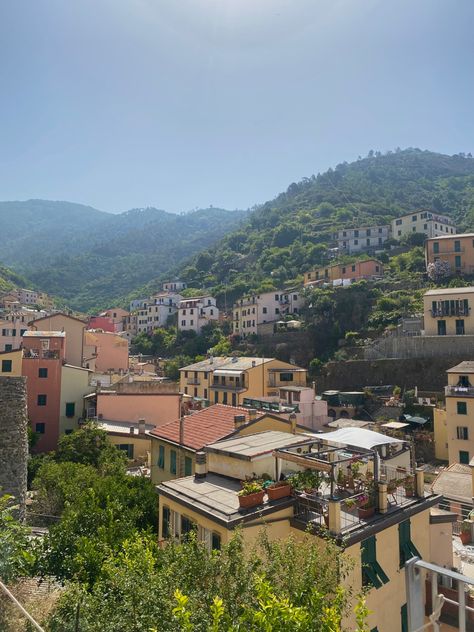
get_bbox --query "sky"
[0,0,473,214]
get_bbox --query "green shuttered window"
[170,450,177,475]
[361,536,389,589]
[399,519,421,567]
[158,445,165,469]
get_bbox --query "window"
[360,536,389,589]
[65,402,75,418]
[190,320,194,326]
[351,265,356,272]
[232,393,237,406]
[455,255,462,268]
[118,444,134,459]
[5,344,12,352]
[398,230,401,236]
[37,394,47,406]
[214,391,218,403]
[212,532,221,550]
[342,267,346,274]
[280,372,294,382]
[170,450,177,474]
[38,367,48,378]
[181,516,196,538]
[456,319,465,335]
[275,294,279,301]
[184,387,188,395]
[185,456,192,476]
[457,427,469,440]
[412,215,417,221]
[396,219,402,226]
[412,227,416,232]
[366,238,370,246]
[457,401,467,415]
[65,429,73,435]
[460,450,470,464]
[366,229,371,236]
[222,392,228,405]
[398,519,421,567]
[353,239,358,245]
[293,294,298,300]
[1,360,12,373]
[162,506,171,538]
[35,422,45,434]
[204,388,208,399]
[424,223,427,230]
[454,240,461,252]
[158,445,165,469]
[181,320,186,326]
[437,320,446,335]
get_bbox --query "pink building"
[95,391,181,428]
[88,316,117,333]
[83,330,129,373]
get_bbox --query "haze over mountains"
[2,148,474,313]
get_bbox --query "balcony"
[445,385,474,397]
[211,382,245,391]
[187,378,200,385]
[430,307,470,318]
[23,349,60,359]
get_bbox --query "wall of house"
[150,439,195,484]
[59,365,93,435]
[423,289,474,335]
[84,331,129,372]
[392,212,455,240]
[434,408,448,461]
[429,520,453,569]
[0,349,23,376]
[425,234,474,274]
[445,393,474,465]
[206,452,277,480]
[107,433,151,462]
[29,314,86,367]
[97,392,180,425]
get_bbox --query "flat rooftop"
[23,330,65,338]
[206,430,311,459]
[424,287,474,296]
[426,232,473,241]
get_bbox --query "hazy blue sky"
[0,0,473,213]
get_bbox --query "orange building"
[304,258,383,286]
[425,232,474,275]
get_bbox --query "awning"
[213,369,244,377]
[402,415,428,426]
[320,427,405,450]
[382,421,409,430]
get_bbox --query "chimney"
[251,360,256,367]
[248,408,257,421]
[234,414,247,429]
[138,418,145,435]
[289,413,297,434]
[194,451,207,479]
[129,426,135,435]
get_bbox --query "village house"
[425,232,474,276]
[177,296,219,333]
[149,403,313,484]
[232,290,303,338]
[335,225,390,254]
[423,286,474,336]
[22,331,93,452]
[156,427,451,632]
[83,330,129,373]
[391,210,455,240]
[304,258,383,287]
[0,306,48,351]
[0,348,23,376]
[179,356,308,406]
[162,280,187,292]
[29,312,88,368]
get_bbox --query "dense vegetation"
[0,264,28,294]
[0,201,247,312]
[1,424,367,631]
[173,149,474,306]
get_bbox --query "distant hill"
[0,201,247,312]
[0,264,28,295]
[175,149,474,303]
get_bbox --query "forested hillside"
[174,149,474,304]
[0,265,28,294]
[0,202,247,311]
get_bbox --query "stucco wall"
[97,393,180,425]
[59,365,93,434]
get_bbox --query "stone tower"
[0,376,28,521]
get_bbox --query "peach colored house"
[83,330,129,372]
[29,312,87,367]
[304,258,383,286]
[96,391,180,426]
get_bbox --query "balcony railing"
[430,307,470,318]
[187,378,200,385]
[23,349,60,360]
[211,382,245,391]
[446,385,474,397]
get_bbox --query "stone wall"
[0,377,28,520]
[364,334,474,360]
[317,356,471,393]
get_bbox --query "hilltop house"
[335,225,390,254]
[392,210,455,240]
[178,296,219,334]
[304,259,383,287]
[425,232,474,276]
[232,290,303,338]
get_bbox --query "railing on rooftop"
[23,349,60,360]
[446,385,474,398]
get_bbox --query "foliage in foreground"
[48,531,365,632]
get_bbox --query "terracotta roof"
[148,404,251,451]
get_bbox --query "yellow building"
[425,232,474,275]
[179,356,307,406]
[392,210,455,241]
[157,428,451,632]
[442,361,474,465]
[29,312,88,368]
[433,408,448,461]
[149,404,307,484]
[423,286,474,336]
[304,259,383,286]
[59,364,94,435]
[98,418,154,462]
[0,348,23,376]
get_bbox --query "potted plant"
[342,497,358,514]
[460,521,471,545]
[238,481,264,509]
[403,477,415,498]
[267,480,292,501]
[357,480,376,519]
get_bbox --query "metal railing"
[186,378,200,385]
[23,349,60,359]
[446,385,474,397]
[406,557,474,632]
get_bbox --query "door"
[437,320,446,335]
[456,319,465,335]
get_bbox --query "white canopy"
[213,369,244,377]
[321,427,405,450]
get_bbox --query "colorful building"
[29,312,88,368]
[304,259,383,286]
[179,356,308,406]
[441,361,474,465]
[83,330,129,373]
[423,286,474,336]
[335,225,390,254]
[425,232,474,276]
[157,427,450,632]
[0,348,23,376]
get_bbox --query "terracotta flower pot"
[460,531,471,545]
[267,483,291,501]
[358,505,375,519]
[238,490,265,509]
[404,488,414,498]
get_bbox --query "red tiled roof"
[149,404,250,451]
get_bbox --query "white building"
[391,211,456,240]
[335,225,390,254]
[143,292,182,333]
[17,288,40,305]
[233,290,303,338]
[178,296,219,333]
[162,281,187,292]
[0,307,47,351]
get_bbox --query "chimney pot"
[248,408,257,421]
[194,451,207,479]
[234,414,247,429]
[138,418,145,435]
